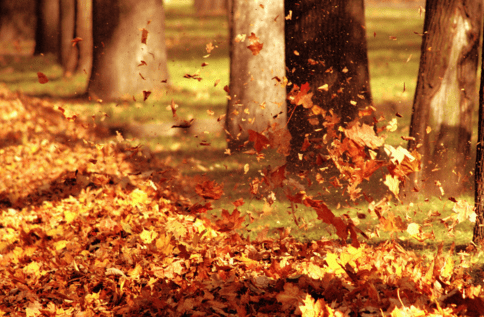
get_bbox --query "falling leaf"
[248,129,270,153]
[317,84,329,91]
[384,174,400,196]
[195,180,224,200]
[426,126,432,134]
[37,72,49,84]
[143,90,151,101]
[386,118,398,132]
[345,122,385,149]
[244,163,249,174]
[247,32,263,55]
[140,28,148,44]
[71,37,83,46]
[206,42,215,53]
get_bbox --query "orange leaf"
[195,180,224,200]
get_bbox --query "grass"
[1,2,483,268]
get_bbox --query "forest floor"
[1,1,484,316]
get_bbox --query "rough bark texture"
[285,0,372,172]
[60,0,77,76]
[0,0,36,43]
[407,0,482,197]
[76,0,93,76]
[88,0,169,101]
[473,18,484,247]
[194,0,227,16]
[34,0,60,57]
[225,0,286,151]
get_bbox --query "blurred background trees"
[88,0,169,101]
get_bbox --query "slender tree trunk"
[473,16,484,247]
[88,0,169,101]
[60,0,77,76]
[75,0,93,76]
[34,0,60,57]
[285,0,372,172]
[225,0,286,151]
[406,0,482,197]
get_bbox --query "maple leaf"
[248,129,270,153]
[247,32,263,55]
[215,209,245,232]
[37,72,48,84]
[195,180,224,200]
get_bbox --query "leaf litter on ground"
[0,85,483,316]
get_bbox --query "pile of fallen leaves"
[1,86,484,316]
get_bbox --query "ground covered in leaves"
[1,86,484,316]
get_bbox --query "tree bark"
[225,0,286,151]
[88,0,169,101]
[285,0,372,172]
[34,0,60,57]
[406,0,482,197]
[194,0,227,16]
[59,0,77,76]
[75,0,93,76]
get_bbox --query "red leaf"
[248,130,270,153]
[37,72,48,84]
[269,164,286,188]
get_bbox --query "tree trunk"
[88,0,169,101]
[194,0,227,16]
[473,14,484,248]
[406,0,482,197]
[225,0,286,151]
[59,0,77,76]
[75,0,93,76]
[285,0,372,172]
[0,0,36,43]
[34,0,60,57]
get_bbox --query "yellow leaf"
[406,223,420,236]
[129,263,143,279]
[140,229,158,244]
[24,261,41,277]
[54,240,69,251]
[325,252,345,275]
[64,209,77,224]
[384,174,400,196]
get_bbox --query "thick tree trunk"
[194,0,227,16]
[0,0,36,43]
[75,0,93,76]
[88,0,169,101]
[407,0,482,197]
[225,0,286,151]
[473,16,484,247]
[60,0,77,76]
[34,0,60,57]
[285,0,372,172]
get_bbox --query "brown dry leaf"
[195,180,224,200]
[141,28,149,44]
[247,32,263,55]
[345,122,385,149]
